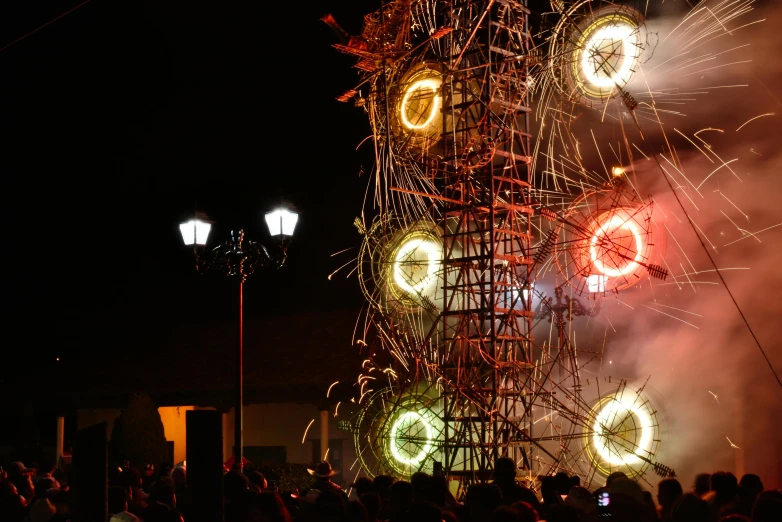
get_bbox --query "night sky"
[2,1,781,467]
[1,0,387,385]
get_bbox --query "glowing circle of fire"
[555,191,659,295]
[399,78,442,131]
[390,63,445,150]
[550,4,649,106]
[348,386,444,479]
[589,213,644,278]
[389,411,435,466]
[393,236,441,294]
[575,15,640,94]
[583,389,661,478]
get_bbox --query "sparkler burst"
[325,0,779,493]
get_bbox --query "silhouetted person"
[606,477,657,522]
[350,477,373,498]
[347,498,369,522]
[491,505,523,522]
[564,486,595,518]
[388,480,414,522]
[306,461,346,501]
[671,492,712,522]
[109,485,129,515]
[658,477,684,522]
[315,488,349,521]
[466,483,503,522]
[706,471,739,519]
[752,489,782,522]
[736,474,764,517]
[372,473,395,519]
[144,500,184,522]
[33,457,60,490]
[359,492,381,522]
[553,472,571,497]
[693,473,712,497]
[0,479,27,522]
[410,471,431,502]
[254,491,292,522]
[492,458,540,512]
[511,501,540,522]
[540,476,563,518]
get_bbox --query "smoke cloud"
[565,0,782,490]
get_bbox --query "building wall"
[221,403,356,476]
[75,402,357,482]
[158,406,194,465]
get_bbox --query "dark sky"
[1,0,383,382]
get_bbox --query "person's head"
[510,501,539,522]
[350,477,373,497]
[657,477,684,509]
[388,480,414,517]
[359,492,381,521]
[608,477,644,504]
[410,471,431,501]
[494,457,517,482]
[710,471,738,501]
[35,477,57,498]
[244,469,266,490]
[539,476,561,504]
[605,471,628,487]
[569,475,581,490]
[693,473,711,496]
[564,486,595,515]
[144,464,155,477]
[169,466,187,489]
[372,474,395,498]
[752,489,782,522]
[223,469,249,501]
[738,473,763,499]
[423,474,448,506]
[671,492,711,522]
[108,485,129,514]
[553,472,571,496]
[9,461,33,478]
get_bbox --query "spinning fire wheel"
[548,1,653,109]
[349,381,446,479]
[553,188,665,296]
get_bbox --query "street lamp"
[180,205,298,470]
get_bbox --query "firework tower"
[326,0,683,493]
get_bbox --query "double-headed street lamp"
[180,206,298,469]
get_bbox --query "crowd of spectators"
[1,455,780,522]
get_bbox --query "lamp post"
[180,206,298,470]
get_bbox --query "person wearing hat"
[306,461,347,501]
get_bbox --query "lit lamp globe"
[264,208,299,238]
[180,211,214,246]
